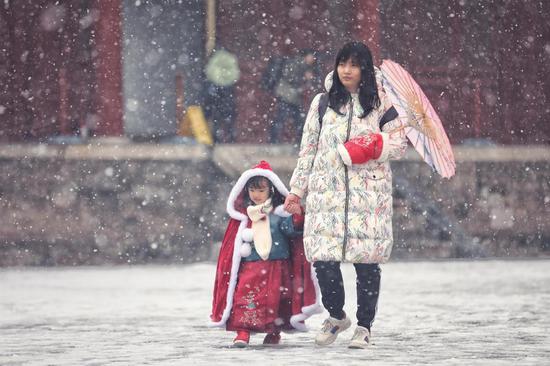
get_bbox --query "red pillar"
[94,0,123,136]
[352,0,381,65]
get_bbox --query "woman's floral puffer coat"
[290,69,408,263]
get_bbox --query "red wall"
[381,0,550,145]
[218,0,550,145]
[1,0,549,144]
[0,0,122,141]
[216,0,384,143]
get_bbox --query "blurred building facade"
[1,0,549,144]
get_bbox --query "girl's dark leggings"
[313,261,381,331]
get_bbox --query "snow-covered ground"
[1,260,549,365]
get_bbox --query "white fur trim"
[377,132,390,162]
[241,228,253,242]
[274,205,292,217]
[337,143,352,166]
[226,168,289,220]
[289,262,323,331]
[324,71,333,92]
[239,242,252,257]
[289,315,308,332]
[207,219,248,328]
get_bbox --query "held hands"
[284,193,301,215]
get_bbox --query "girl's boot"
[233,330,250,348]
[263,332,281,345]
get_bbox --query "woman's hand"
[337,134,383,165]
[284,193,301,214]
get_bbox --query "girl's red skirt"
[226,259,292,333]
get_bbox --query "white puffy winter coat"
[289,69,408,263]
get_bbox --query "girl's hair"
[329,41,380,118]
[244,176,284,207]
[245,176,272,192]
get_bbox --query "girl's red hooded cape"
[208,161,322,331]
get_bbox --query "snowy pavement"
[1,260,549,365]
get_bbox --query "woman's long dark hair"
[329,41,380,118]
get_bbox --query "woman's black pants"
[313,261,381,331]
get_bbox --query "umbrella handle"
[388,125,406,136]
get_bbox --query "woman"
[284,41,407,349]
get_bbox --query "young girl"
[209,160,321,347]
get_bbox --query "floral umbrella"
[380,59,456,178]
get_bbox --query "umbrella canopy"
[380,59,456,178]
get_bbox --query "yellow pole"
[205,0,216,57]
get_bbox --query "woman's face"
[248,179,270,205]
[337,58,361,93]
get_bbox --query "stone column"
[94,0,124,136]
[352,0,381,64]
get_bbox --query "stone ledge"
[1,143,548,164]
[212,144,297,177]
[0,141,211,161]
[212,144,550,178]
[452,146,550,162]
[64,144,210,161]
[0,141,548,265]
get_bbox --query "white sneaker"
[314,315,352,346]
[348,326,371,349]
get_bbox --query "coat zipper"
[342,98,353,261]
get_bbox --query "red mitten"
[337,134,383,166]
[292,206,305,229]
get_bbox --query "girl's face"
[337,58,361,93]
[248,179,270,205]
